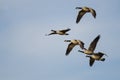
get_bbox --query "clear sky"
[0,0,120,80]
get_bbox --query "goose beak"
[45,34,48,36]
[78,50,81,52]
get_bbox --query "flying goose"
[64,39,84,56]
[76,6,96,23]
[78,35,100,55]
[86,52,107,67]
[46,28,71,36]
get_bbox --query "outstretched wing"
[88,35,100,52]
[90,8,96,18]
[65,43,75,56]
[76,10,86,23]
[89,57,95,67]
[60,28,71,33]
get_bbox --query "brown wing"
[60,28,71,33]
[88,35,100,52]
[90,8,96,18]
[89,57,95,67]
[65,43,75,56]
[76,10,86,23]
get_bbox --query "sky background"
[0,0,120,80]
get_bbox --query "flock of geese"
[45,6,107,67]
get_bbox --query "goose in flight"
[76,6,96,23]
[46,28,71,36]
[86,52,107,67]
[64,39,84,56]
[78,35,100,55]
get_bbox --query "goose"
[46,28,71,36]
[64,39,84,56]
[76,6,96,23]
[86,52,107,67]
[78,35,100,55]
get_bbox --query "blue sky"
[0,0,120,80]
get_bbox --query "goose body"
[46,28,71,36]
[76,6,96,23]
[64,39,84,56]
[86,52,107,67]
[78,35,100,55]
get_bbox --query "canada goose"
[76,6,96,23]
[64,39,84,56]
[78,35,100,55]
[86,52,107,67]
[46,28,71,36]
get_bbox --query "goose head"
[100,58,105,61]
[66,28,71,31]
[98,52,108,57]
[65,33,69,35]
[64,40,71,42]
[76,7,82,9]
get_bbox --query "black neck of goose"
[65,33,69,35]
[76,7,82,9]
[86,55,90,58]
[78,50,84,53]
[64,40,71,42]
